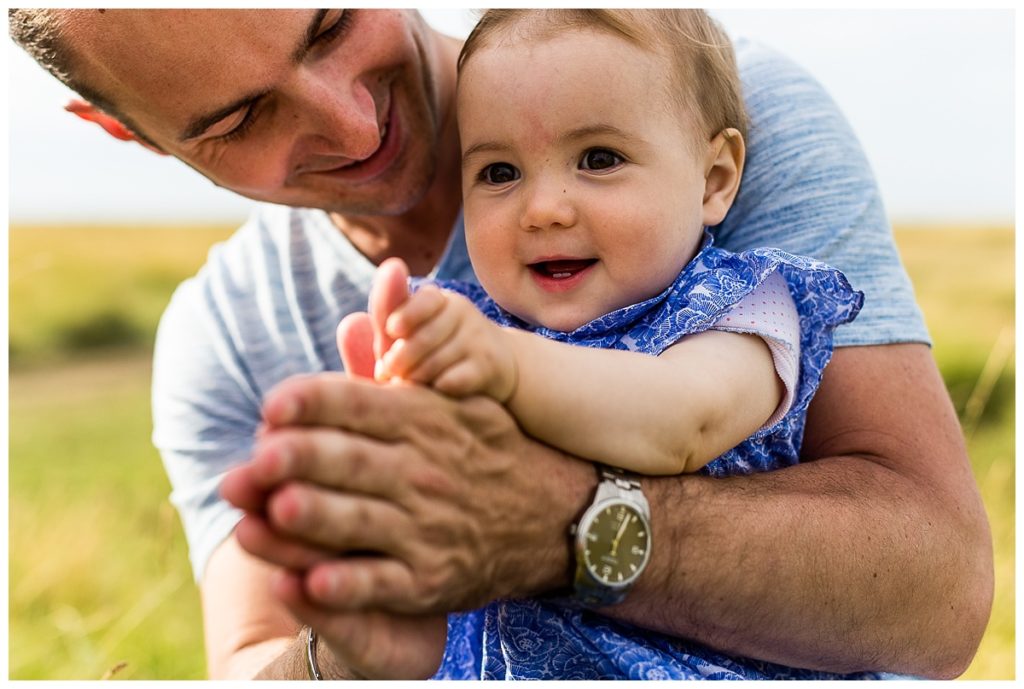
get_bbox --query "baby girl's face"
[457,28,715,331]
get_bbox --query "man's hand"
[268,569,448,680]
[222,374,593,614]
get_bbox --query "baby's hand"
[376,286,517,401]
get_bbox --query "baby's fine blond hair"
[458,9,748,145]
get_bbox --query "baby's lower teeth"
[552,272,571,279]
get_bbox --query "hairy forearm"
[606,457,989,677]
[511,345,991,677]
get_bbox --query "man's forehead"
[62,9,312,133]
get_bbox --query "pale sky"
[6,9,1016,226]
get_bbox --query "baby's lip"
[527,257,598,278]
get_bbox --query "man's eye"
[196,104,257,143]
[480,162,520,185]
[314,9,352,46]
[214,105,257,143]
[580,148,623,171]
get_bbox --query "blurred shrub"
[9,224,235,367]
[55,309,147,351]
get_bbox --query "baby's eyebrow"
[557,124,637,145]
[461,141,511,166]
[460,124,643,167]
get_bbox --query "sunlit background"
[8,9,1015,225]
[7,8,1016,680]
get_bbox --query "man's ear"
[64,99,167,156]
[701,128,745,227]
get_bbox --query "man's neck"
[328,173,461,277]
[329,32,464,278]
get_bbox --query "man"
[10,8,992,680]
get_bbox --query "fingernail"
[386,313,402,338]
[374,359,386,381]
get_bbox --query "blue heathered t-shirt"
[151,38,929,674]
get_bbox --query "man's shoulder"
[154,201,346,402]
[157,203,331,342]
[205,203,326,276]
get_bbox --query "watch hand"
[610,515,630,556]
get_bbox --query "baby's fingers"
[385,286,447,340]
[381,307,461,379]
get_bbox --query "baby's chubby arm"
[373,259,782,475]
[503,328,783,474]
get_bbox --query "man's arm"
[200,535,303,679]
[233,342,991,677]
[201,532,447,679]
[612,344,993,677]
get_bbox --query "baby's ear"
[65,99,167,155]
[701,128,745,227]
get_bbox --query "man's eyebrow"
[179,10,329,142]
[292,9,329,63]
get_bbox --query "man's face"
[66,9,447,215]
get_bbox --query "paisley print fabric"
[423,233,877,680]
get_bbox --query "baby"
[364,9,865,680]
[373,9,860,479]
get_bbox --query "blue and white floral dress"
[425,233,872,680]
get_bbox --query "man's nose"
[293,70,381,161]
[519,179,578,232]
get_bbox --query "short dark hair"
[9,8,160,147]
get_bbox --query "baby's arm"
[502,327,783,475]
[378,289,784,476]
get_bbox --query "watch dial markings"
[579,500,649,587]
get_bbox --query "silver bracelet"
[305,626,323,680]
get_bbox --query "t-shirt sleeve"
[719,39,929,347]
[151,271,262,583]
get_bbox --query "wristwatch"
[570,465,652,606]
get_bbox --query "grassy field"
[7,223,1015,679]
[9,225,235,680]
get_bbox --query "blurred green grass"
[894,226,1015,680]
[7,223,1014,679]
[10,224,234,680]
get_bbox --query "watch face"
[581,501,651,587]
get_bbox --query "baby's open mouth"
[528,259,597,279]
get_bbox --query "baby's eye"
[480,162,520,185]
[579,148,624,171]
